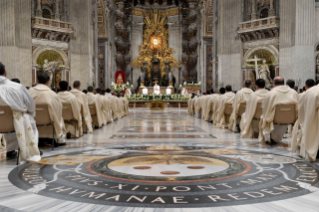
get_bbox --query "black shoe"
[270,138,277,145]
[236,124,241,133]
[40,151,43,156]
[6,150,17,158]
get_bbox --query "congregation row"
[0,62,129,163]
[188,77,319,162]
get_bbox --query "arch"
[41,6,53,19]
[33,47,69,68]
[243,45,279,67]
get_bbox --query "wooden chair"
[273,104,297,125]
[34,104,56,150]
[0,106,19,164]
[89,104,98,127]
[62,103,78,138]
[224,103,233,124]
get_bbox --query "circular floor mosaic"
[8,145,319,208]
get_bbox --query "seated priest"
[229,80,254,132]
[209,87,225,124]
[108,94,119,121]
[120,93,128,116]
[95,88,107,125]
[259,77,298,145]
[201,92,213,120]
[202,90,216,121]
[101,90,113,124]
[240,79,269,138]
[0,62,41,162]
[57,81,83,138]
[29,72,66,145]
[87,86,104,128]
[70,81,93,133]
[216,85,235,128]
[292,79,319,161]
[116,93,125,118]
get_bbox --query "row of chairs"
[219,102,297,137]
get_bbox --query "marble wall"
[279,0,316,85]
[0,0,33,86]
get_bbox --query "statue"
[116,74,124,88]
[140,61,148,88]
[259,59,273,88]
[153,80,161,95]
[43,59,62,88]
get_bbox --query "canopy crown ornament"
[131,9,180,78]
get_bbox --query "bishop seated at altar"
[29,72,67,146]
[0,62,41,162]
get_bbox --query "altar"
[138,87,175,95]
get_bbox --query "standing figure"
[43,59,62,88]
[259,59,272,89]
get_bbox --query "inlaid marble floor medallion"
[8,144,319,208]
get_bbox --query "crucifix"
[246,55,262,79]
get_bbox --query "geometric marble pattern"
[1,109,319,211]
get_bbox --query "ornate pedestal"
[184,86,200,95]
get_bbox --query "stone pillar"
[217,0,242,90]
[168,15,182,88]
[55,0,61,20]
[251,0,256,20]
[212,0,217,89]
[131,15,144,89]
[269,0,275,16]
[36,0,42,17]
[0,0,33,86]
[279,0,315,86]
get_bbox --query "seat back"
[89,104,97,116]
[35,104,52,126]
[238,102,246,116]
[273,104,297,124]
[62,103,74,121]
[253,102,263,119]
[224,103,233,115]
[0,106,14,133]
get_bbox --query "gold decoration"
[15,116,20,121]
[131,8,180,17]
[30,142,35,147]
[17,132,22,138]
[28,127,32,131]
[36,50,65,68]
[131,10,180,78]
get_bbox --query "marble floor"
[1,108,319,212]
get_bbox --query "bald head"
[273,76,284,87]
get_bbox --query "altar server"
[0,62,41,162]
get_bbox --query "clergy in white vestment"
[101,90,113,123]
[70,81,93,133]
[229,80,254,132]
[108,94,120,121]
[95,88,107,125]
[57,81,83,138]
[105,88,112,98]
[259,77,298,145]
[216,85,235,128]
[201,94,213,120]
[86,86,104,128]
[291,79,317,161]
[209,87,226,124]
[0,63,41,162]
[240,79,269,138]
[29,72,67,145]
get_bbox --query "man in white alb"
[0,62,41,162]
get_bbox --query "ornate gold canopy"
[131,9,180,78]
